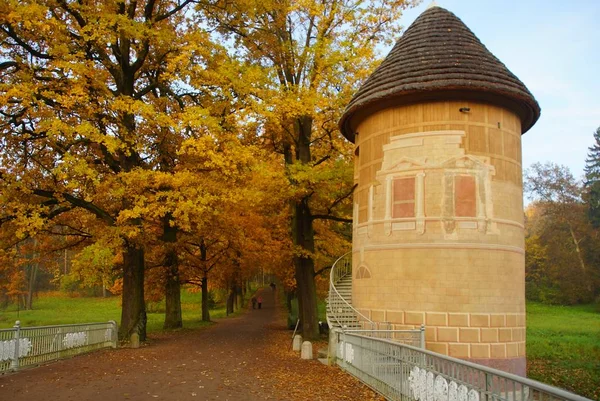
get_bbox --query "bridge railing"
[0,320,118,373]
[335,331,591,401]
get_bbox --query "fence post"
[109,321,118,348]
[58,325,64,357]
[342,331,347,369]
[485,372,493,401]
[10,321,20,371]
[420,324,425,349]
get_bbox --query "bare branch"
[155,0,195,22]
[31,189,115,225]
[0,61,18,71]
[311,183,357,222]
[312,155,330,167]
[313,265,332,277]
[1,25,52,59]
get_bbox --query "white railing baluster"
[10,321,20,371]
[336,332,592,401]
[0,321,118,373]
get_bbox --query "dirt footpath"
[0,290,383,401]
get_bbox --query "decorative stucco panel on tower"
[361,130,498,238]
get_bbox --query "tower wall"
[351,100,526,375]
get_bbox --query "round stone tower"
[339,5,540,375]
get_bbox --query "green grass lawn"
[0,289,249,334]
[317,298,327,323]
[282,296,327,332]
[526,302,600,400]
[288,298,327,321]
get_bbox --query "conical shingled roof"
[339,6,541,142]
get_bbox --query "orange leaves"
[259,322,386,401]
[4,269,27,298]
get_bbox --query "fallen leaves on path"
[255,316,385,401]
[0,294,384,401]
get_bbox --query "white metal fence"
[335,331,592,401]
[0,320,118,373]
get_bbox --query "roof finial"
[427,1,439,9]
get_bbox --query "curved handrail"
[327,251,373,330]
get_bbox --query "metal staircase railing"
[326,252,374,330]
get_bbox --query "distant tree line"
[524,126,600,305]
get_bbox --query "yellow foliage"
[0,0,417,312]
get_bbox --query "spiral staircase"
[326,252,373,330]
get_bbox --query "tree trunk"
[235,285,243,309]
[63,249,68,275]
[226,287,235,315]
[294,251,319,339]
[25,238,39,310]
[290,115,319,340]
[568,225,587,272]
[286,291,294,312]
[162,215,182,329]
[201,274,210,322]
[163,263,182,329]
[567,224,592,293]
[25,262,38,310]
[119,243,147,342]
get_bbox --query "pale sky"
[394,0,600,180]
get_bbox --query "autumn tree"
[184,237,228,322]
[181,152,291,321]
[0,0,252,339]
[0,195,95,303]
[525,163,587,273]
[199,0,416,339]
[524,162,599,303]
[584,126,600,228]
[0,237,38,309]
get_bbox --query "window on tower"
[392,177,416,218]
[455,175,477,217]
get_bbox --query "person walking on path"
[257,295,263,309]
[251,296,257,309]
